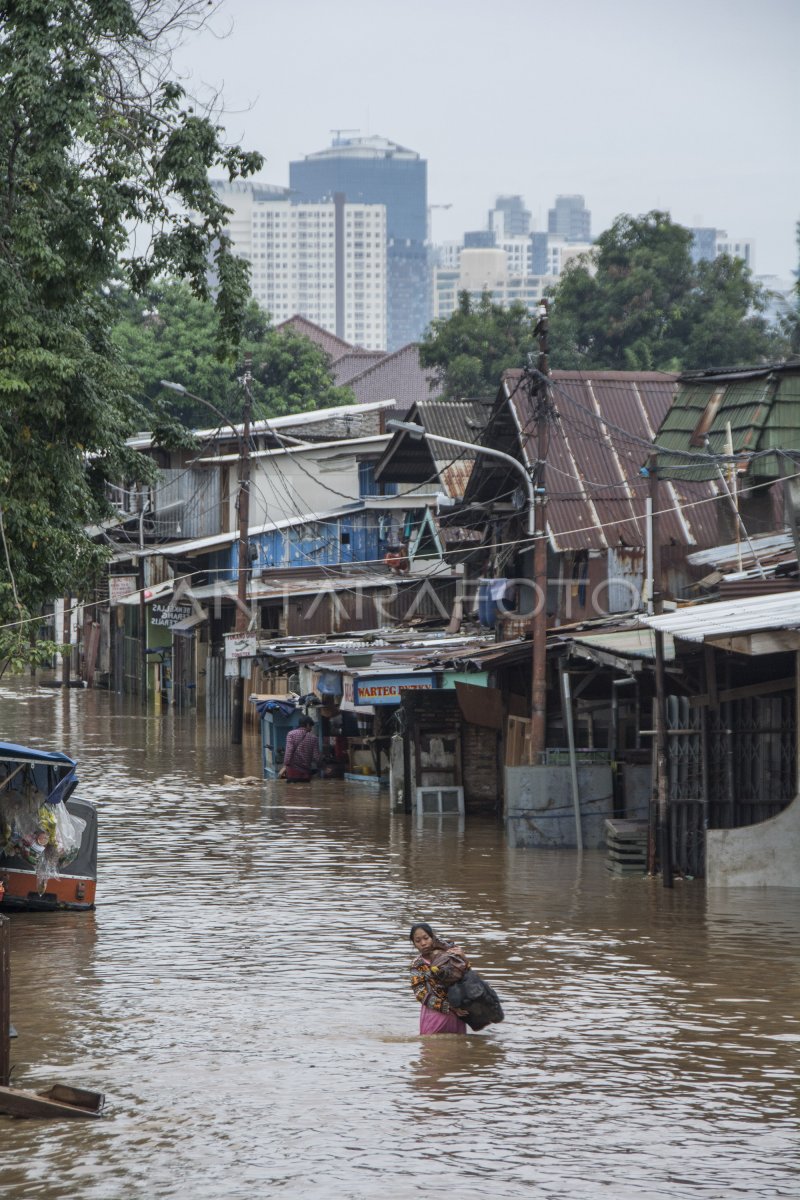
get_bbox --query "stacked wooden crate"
[605,818,648,875]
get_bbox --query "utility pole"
[530,301,554,762]
[649,454,673,887]
[231,355,253,746]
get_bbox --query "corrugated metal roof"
[641,592,800,642]
[463,369,719,550]
[567,628,675,661]
[189,569,458,602]
[126,401,395,451]
[655,363,800,482]
[687,530,797,573]
[195,433,390,466]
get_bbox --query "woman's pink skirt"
[420,1005,467,1035]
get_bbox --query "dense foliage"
[111,281,356,426]
[421,213,789,406]
[0,0,262,667]
[419,292,539,401]
[779,221,800,356]
[548,211,787,371]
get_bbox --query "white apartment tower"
[211,180,388,350]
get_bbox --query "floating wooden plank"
[0,1082,105,1119]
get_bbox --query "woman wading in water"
[409,922,469,1035]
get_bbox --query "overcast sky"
[172,0,799,279]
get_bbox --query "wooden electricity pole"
[530,303,554,762]
[649,455,673,887]
[231,355,253,746]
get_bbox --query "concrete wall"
[505,764,613,849]
[706,793,800,888]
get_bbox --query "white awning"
[641,592,800,643]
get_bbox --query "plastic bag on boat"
[5,802,55,865]
[37,803,57,845]
[54,805,85,865]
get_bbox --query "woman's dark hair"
[409,922,435,942]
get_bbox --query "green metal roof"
[655,364,800,482]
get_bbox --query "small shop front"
[310,666,441,787]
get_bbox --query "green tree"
[681,255,782,369]
[0,0,262,669]
[548,211,785,371]
[778,221,800,355]
[111,280,356,424]
[419,291,539,400]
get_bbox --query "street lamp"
[159,380,244,444]
[160,368,253,744]
[386,416,547,764]
[386,420,535,537]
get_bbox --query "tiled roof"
[274,315,355,362]
[332,350,388,386]
[346,344,442,416]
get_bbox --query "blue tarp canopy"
[0,742,77,768]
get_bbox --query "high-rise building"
[290,135,428,351]
[489,195,531,239]
[432,248,550,321]
[211,180,387,350]
[548,195,592,242]
[690,227,754,270]
[463,229,496,250]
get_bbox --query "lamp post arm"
[159,380,243,446]
[421,431,536,538]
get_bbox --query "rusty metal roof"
[463,369,720,550]
[259,631,497,673]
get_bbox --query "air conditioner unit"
[414,786,464,816]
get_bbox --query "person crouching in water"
[409,922,469,1035]
[279,716,320,783]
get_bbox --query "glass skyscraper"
[290,136,428,351]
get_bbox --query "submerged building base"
[706,792,800,888]
[505,764,613,849]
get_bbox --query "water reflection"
[0,680,797,1200]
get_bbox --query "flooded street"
[1,680,798,1200]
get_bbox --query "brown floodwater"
[0,679,798,1199]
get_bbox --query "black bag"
[447,968,504,1031]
